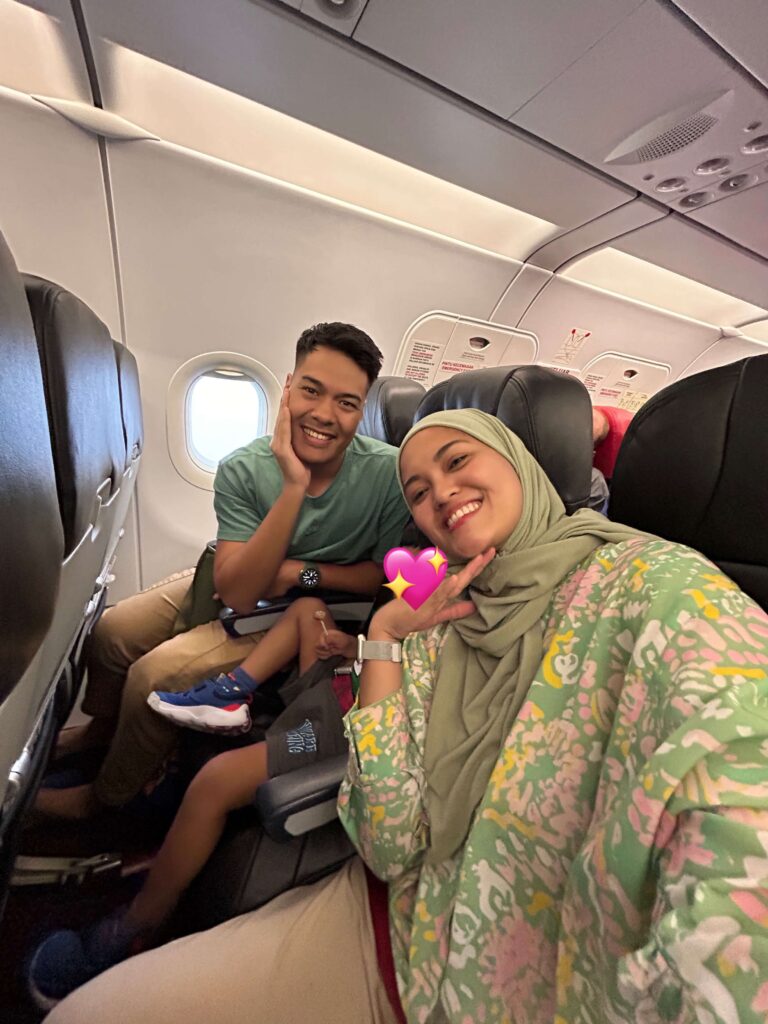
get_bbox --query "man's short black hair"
[295,323,383,388]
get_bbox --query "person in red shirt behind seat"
[592,405,633,480]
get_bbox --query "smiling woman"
[399,428,524,561]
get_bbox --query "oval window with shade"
[186,368,267,471]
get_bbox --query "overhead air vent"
[605,91,733,166]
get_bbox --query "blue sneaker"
[146,668,256,733]
[27,909,141,1010]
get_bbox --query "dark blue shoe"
[27,909,141,1010]
[146,670,255,733]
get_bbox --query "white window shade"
[167,352,281,491]
[186,370,267,471]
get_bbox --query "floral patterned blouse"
[338,538,768,1024]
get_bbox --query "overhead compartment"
[353,0,643,119]
[79,0,635,247]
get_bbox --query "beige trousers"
[83,573,264,806]
[45,858,398,1024]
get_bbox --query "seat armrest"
[254,754,347,842]
[220,591,372,637]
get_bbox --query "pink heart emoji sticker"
[383,546,448,610]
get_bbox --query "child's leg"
[26,743,273,1006]
[125,742,269,931]
[238,597,337,682]
[146,598,342,733]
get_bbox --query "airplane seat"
[358,375,426,447]
[0,236,64,915]
[609,354,768,613]
[414,364,594,513]
[23,275,127,717]
[104,341,144,571]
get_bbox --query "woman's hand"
[315,628,357,660]
[270,379,311,492]
[370,548,495,642]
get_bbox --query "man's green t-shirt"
[214,434,409,565]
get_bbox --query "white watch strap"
[357,634,402,664]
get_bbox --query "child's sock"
[226,665,259,692]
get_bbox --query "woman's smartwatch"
[356,634,402,665]
[298,562,321,589]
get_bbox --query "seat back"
[0,238,63,911]
[22,276,130,719]
[415,365,593,512]
[358,375,426,447]
[24,276,125,563]
[0,247,62,712]
[105,340,144,564]
[609,354,768,611]
[0,247,62,716]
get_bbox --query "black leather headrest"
[0,238,63,702]
[609,354,768,611]
[415,365,593,513]
[24,276,125,557]
[359,375,426,447]
[114,341,144,468]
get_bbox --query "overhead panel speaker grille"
[605,91,733,167]
[633,113,716,163]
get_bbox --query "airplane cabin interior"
[1,0,767,1020]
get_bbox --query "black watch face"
[300,566,320,589]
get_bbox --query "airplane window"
[186,369,267,470]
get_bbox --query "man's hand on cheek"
[271,378,311,492]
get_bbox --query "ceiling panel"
[613,215,768,313]
[82,0,633,231]
[688,181,768,259]
[672,0,768,90]
[354,0,642,118]
[513,0,768,212]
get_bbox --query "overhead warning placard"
[403,340,446,384]
[552,327,591,365]
[395,313,538,389]
[618,390,650,412]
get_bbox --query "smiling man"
[37,323,409,820]
[213,325,402,614]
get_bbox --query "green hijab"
[397,409,645,863]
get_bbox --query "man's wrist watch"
[356,634,402,665]
[298,562,321,589]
